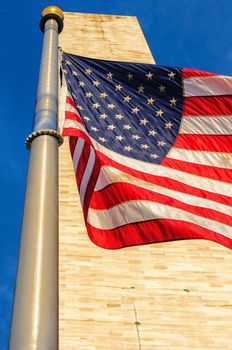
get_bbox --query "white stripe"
[95,166,232,217]
[73,138,85,172]
[63,119,89,137]
[167,148,232,169]
[65,103,79,115]
[64,113,231,196]
[90,138,231,196]
[79,147,96,207]
[87,200,232,239]
[184,75,232,97]
[180,116,232,135]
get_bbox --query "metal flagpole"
[9,6,64,350]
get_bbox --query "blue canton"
[62,52,183,164]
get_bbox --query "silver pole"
[9,7,64,350]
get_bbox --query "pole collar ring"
[25,129,64,150]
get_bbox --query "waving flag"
[61,51,232,250]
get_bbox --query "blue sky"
[0,0,231,348]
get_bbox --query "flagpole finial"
[40,6,64,33]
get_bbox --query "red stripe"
[162,157,232,183]
[63,128,93,146]
[174,134,232,153]
[65,111,83,124]
[66,97,83,116]
[96,151,232,206]
[183,96,232,116]
[90,182,232,226]
[69,137,77,157]
[86,219,232,250]
[82,159,100,218]
[66,95,77,108]
[182,68,218,79]
[75,142,90,190]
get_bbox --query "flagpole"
[9,7,63,350]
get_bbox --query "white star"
[100,92,108,98]
[124,145,133,152]
[92,103,100,109]
[77,105,84,111]
[165,122,173,129]
[146,72,154,80]
[107,72,113,79]
[150,153,159,159]
[72,70,78,76]
[123,95,131,103]
[62,69,67,74]
[156,109,164,117]
[93,80,100,87]
[91,127,99,132]
[100,114,107,119]
[115,84,123,91]
[140,118,149,125]
[138,85,145,93]
[170,97,177,106]
[85,68,92,75]
[115,135,124,141]
[157,141,167,146]
[66,60,72,65]
[85,92,93,98]
[132,135,141,140]
[159,85,166,93]
[123,124,132,130]
[115,114,124,120]
[148,130,157,136]
[79,81,85,87]
[127,73,133,80]
[72,92,77,99]
[132,107,140,114]
[107,103,116,109]
[98,137,107,142]
[168,71,176,79]
[83,116,91,122]
[107,124,116,131]
[141,144,150,149]
[147,97,155,105]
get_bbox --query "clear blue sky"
[0,0,231,348]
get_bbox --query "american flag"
[61,51,232,250]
